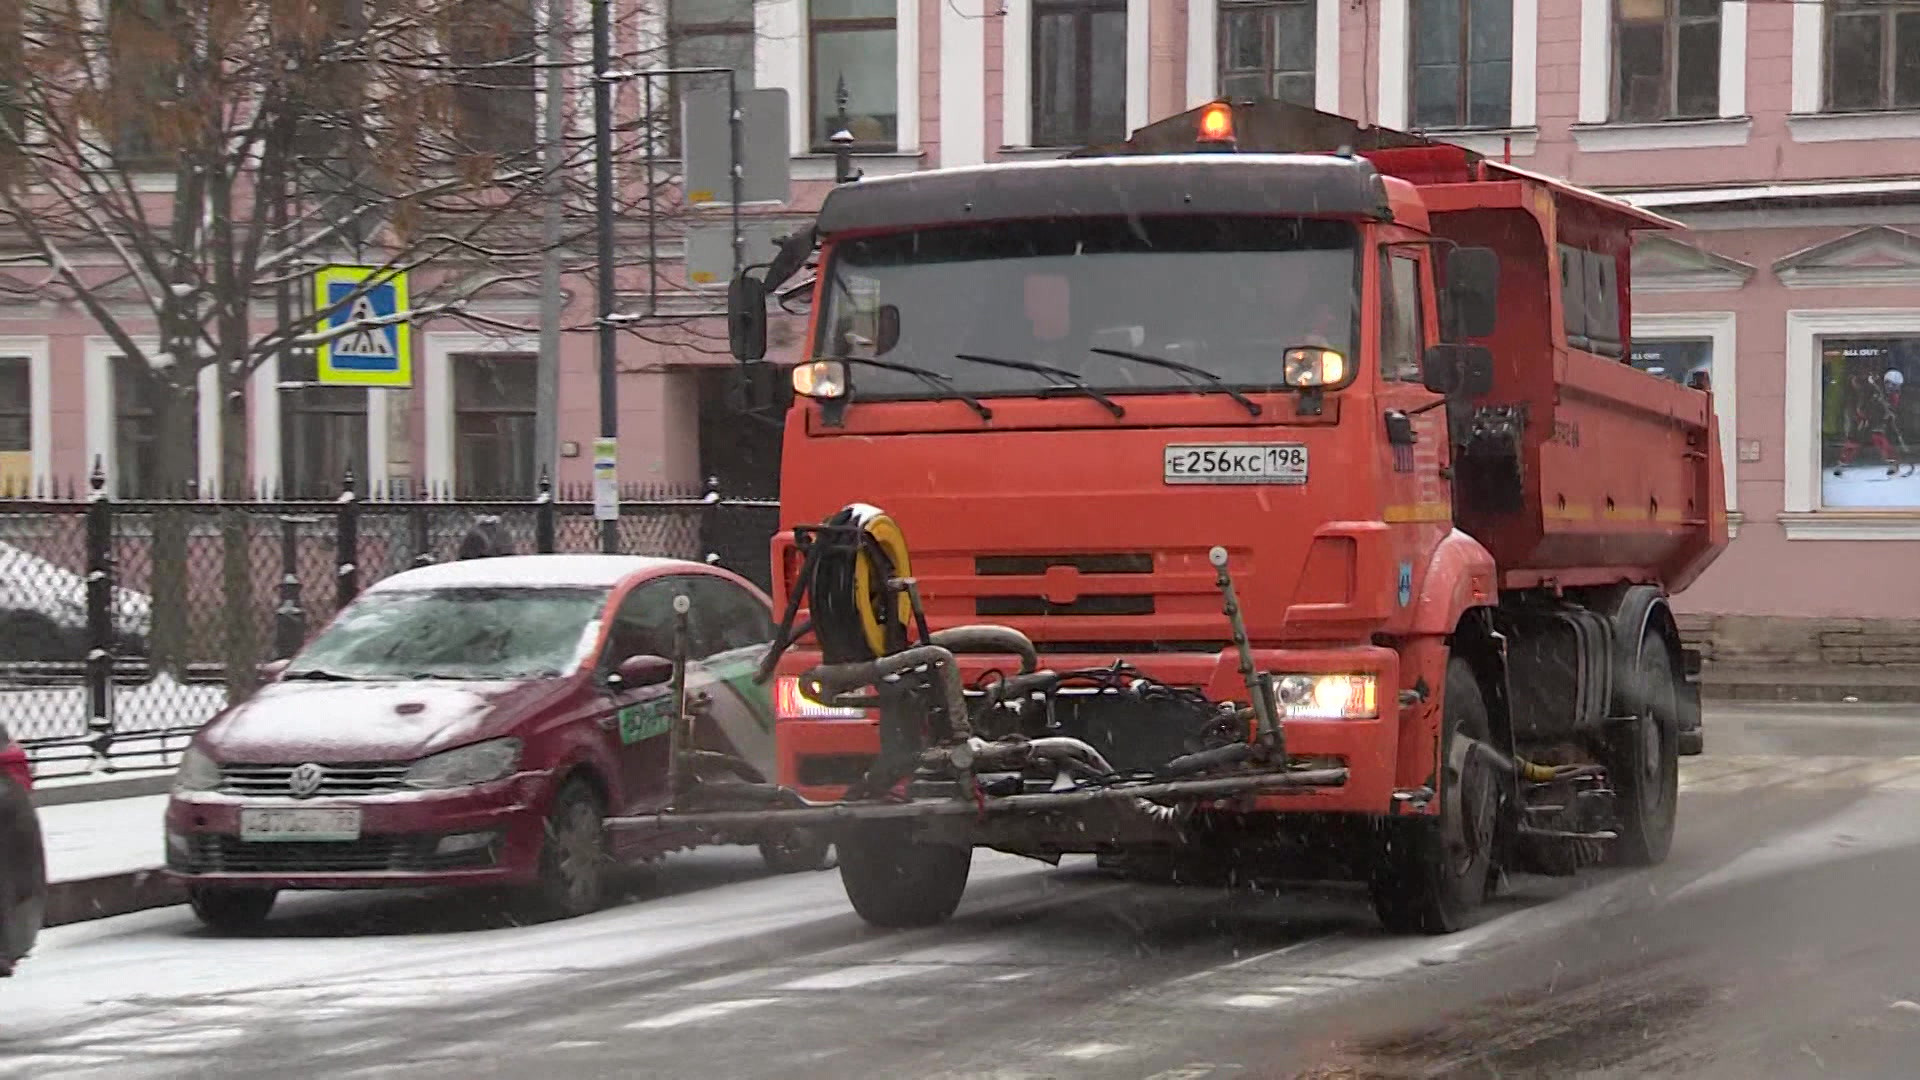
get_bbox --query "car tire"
[759,827,834,873]
[0,779,45,975]
[523,779,610,921]
[187,885,277,932]
[1370,657,1497,935]
[837,820,971,929]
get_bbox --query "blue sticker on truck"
[1397,562,1414,608]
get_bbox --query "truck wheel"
[837,820,971,929]
[1606,634,1680,866]
[760,827,835,873]
[1370,657,1497,934]
[522,779,610,921]
[187,885,277,932]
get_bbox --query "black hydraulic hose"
[926,625,1038,674]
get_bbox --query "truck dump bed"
[1084,103,1729,595]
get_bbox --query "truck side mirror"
[728,273,768,362]
[1422,343,1494,398]
[1445,247,1500,340]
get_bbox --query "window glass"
[1410,0,1511,129]
[1613,0,1719,122]
[449,0,536,157]
[811,0,898,148]
[454,354,537,498]
[1629,338,1711,386]
[0,357,28,497]
[1032,0,1127,147]
[603,579,690,667]
[1826,2,1920,112]
[1381,254,1425,382]
[689,577,774,655]
[1820,336,1920,508]
[1217,0,1315,108]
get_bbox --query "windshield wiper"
[1088,347,1263,417]
[827,355,993,420]
[283,668,358,682]
[953,353,1126,417]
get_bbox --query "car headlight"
[404,738,523,789]
[775,676,867,719]
[1271,674,1378,720]
[174,746,220,791]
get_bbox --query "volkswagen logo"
[288,763,326,798]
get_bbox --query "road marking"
[1219,993,1293,1009]
[778,964,931,990]
[1680,754,1920,793]
[1058,1042,1129,1060]
[624,997,782,1030]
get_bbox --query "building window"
[811,0,898,150]
[279,350,368,499]
[1820,336,1920,508]
[454,353,537,497]
[667,0,756,154]
[1825,1,1920,114]
[108,0,182,166]
[1629,338,1711,386]
[449,0,537,158]
[0,357,26,496]
[1218,0,1315,108]
[112,357,197,499]
[1612,0,1719,123]
[1410,0,1511,129]
[1033,0,1127,147]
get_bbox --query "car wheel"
[187,885,278,932]
[759,827,835,873]
[524,779,609,921]
[0,775,45,975]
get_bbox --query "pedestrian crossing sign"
[315,265,413,387]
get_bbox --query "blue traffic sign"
[315,265,412,387]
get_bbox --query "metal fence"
[0,470,780,780]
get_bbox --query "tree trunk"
[146,372,197,679]
[219,358,261,700]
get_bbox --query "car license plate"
[1164,443,1308,485]
[239,807,362,842]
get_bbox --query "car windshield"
[814,215,1359,400]
[286,586,608,682]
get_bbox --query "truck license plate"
[239,807,362,842]
[1163,443,1308,485]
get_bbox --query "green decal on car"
[617,699,673,744]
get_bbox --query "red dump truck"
[614,99,1727,935]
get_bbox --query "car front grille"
[174,834,499,874]
[217,763,412,798]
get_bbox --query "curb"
[1702,682,1920,705]
[45,868,183,928]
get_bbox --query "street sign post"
[314,265,412,388]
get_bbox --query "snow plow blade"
[604,766,1349,841]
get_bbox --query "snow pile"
[0,539,153,637]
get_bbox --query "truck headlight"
[1271,674,1378,720]
[174,746,220,791]
[1282,347,1348,388]
[776,676,866,719]
[404,738,523,789]
[792,360,848,398]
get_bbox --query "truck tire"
[1606,633,1680,866]
[837,820,971,929]
[1370,657,1497,934]
[187,885,277,932]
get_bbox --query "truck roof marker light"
[1282,347,1348,389]
[792,359,848,398]
[1197,102,1235,145]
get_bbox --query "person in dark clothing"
[457,516,513,560]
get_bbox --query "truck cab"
[730,100,1724,934]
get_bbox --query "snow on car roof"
[365,554,697,593]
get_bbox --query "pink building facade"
[6,0,1920,639]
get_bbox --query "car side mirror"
[258,658,291,682]
[1444,246,1500,340]
[613,654,675,690]
[728,273,768,362]
[1422,343,1494,398]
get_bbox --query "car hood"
[197,679,566,765]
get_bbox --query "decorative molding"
[1569,117,1752,153]
[1780,513,1920,542]
[939,0,987,166]
[896,0,920,153]
[1773,227,1920,289]
[790,152,926,180]
[1786,111,1920,145]
[1126,0,1149,135]
[1790,0,1822,116]
[1630,235,1757,294]
[1429,128,1538,159]
[1313,0,1338,114]
[1782,308,1920,518]
[1632,310,1738,516]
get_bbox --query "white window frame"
[1631,311,1738,531]
[1574,0,1749,152]
[250,351,388,500]
[1782,308,1920,540]
[0,338,51,494]
[1379,0,1539,154]
[83,336,225,498]
[423,330,540,494]
[1185,0,1340,114]
[1788,1,1920,143]
[1002,0,1147,149]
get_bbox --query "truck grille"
[175,834,498,874]
[973,552,1157,618]
[218,763,412,798]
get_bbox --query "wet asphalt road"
[9,703,1920,1079]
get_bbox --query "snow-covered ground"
[1823,463,1920,508]
[36,794,171,882]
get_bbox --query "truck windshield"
[815,215,1358,401]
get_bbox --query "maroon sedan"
[165,554,783,930]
